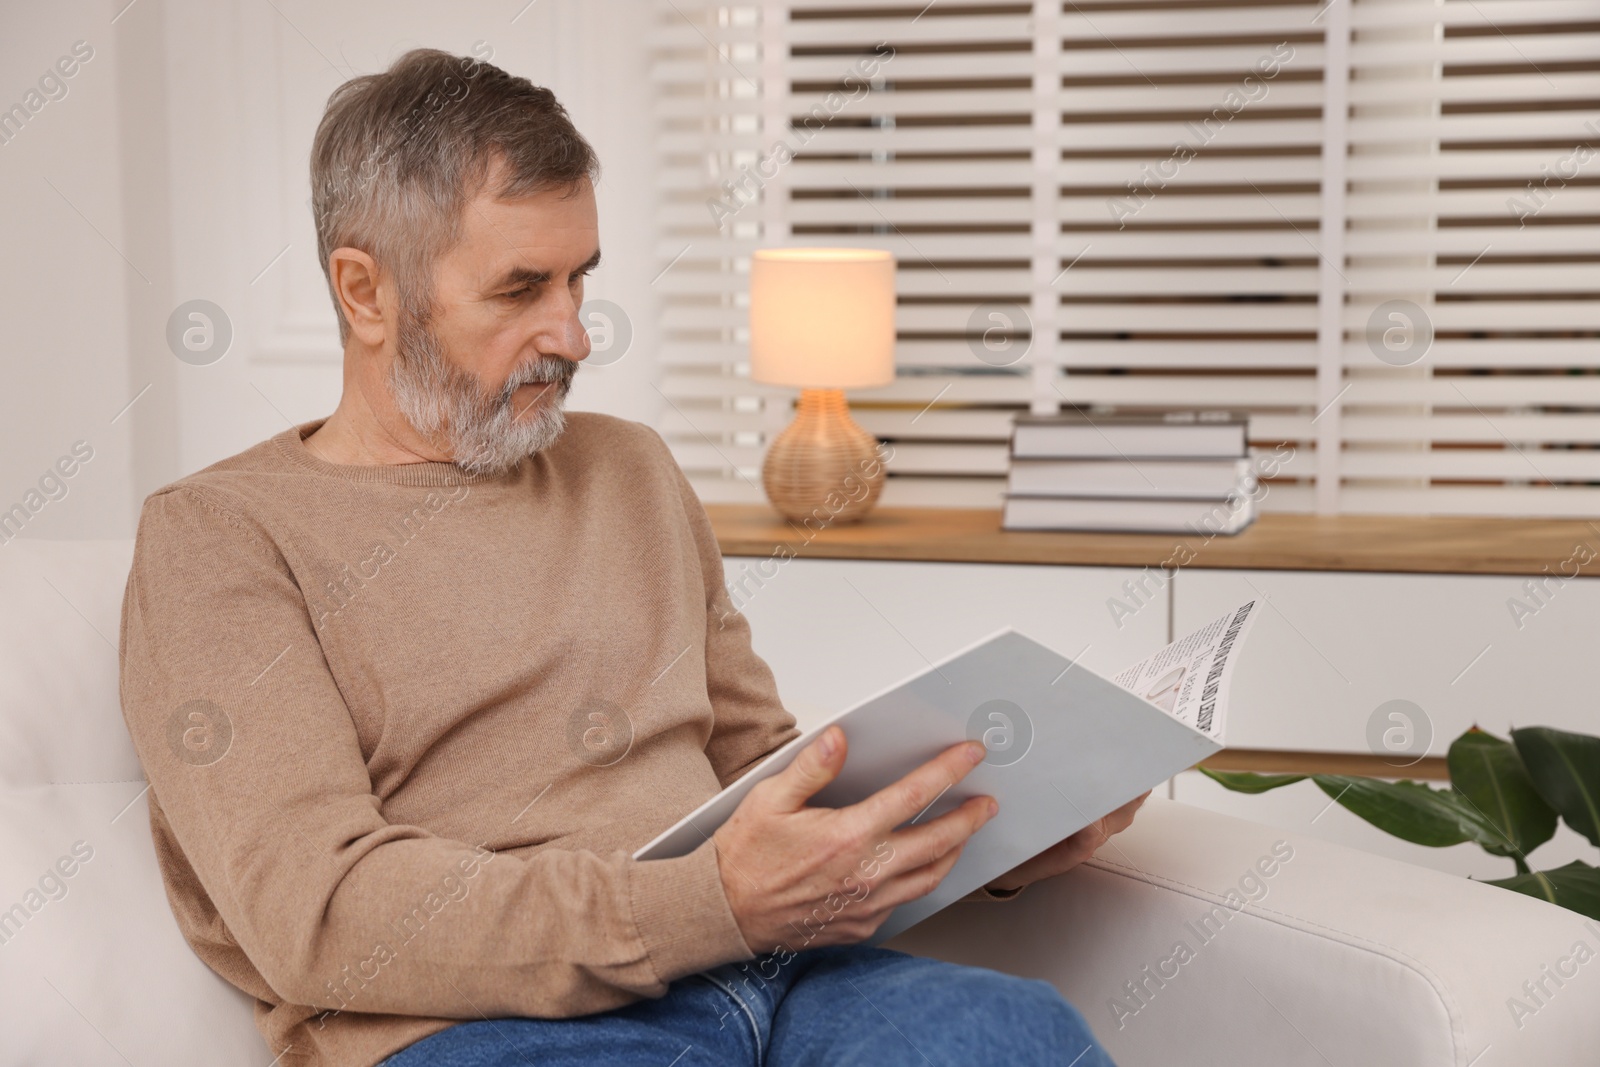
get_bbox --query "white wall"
[0,0,157,540]
[0,0,662,534]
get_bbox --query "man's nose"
[547,294,592,364]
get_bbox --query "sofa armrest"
[885,797,1598,1066]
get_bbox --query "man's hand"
[711,724,997,954]
[983,789,1151,893]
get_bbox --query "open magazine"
[636,601,1258,942]
[1111,599,1255,741]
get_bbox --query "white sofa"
[1,539,1593,1065]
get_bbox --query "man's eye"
[571,270,592,285]
[503,287,532,299]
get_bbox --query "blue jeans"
[378,943,1114,1066]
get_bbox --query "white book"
[1001,491,1257,535]
[1008,457,1255,499]
[635,602,1259,943]
[1012,413,1248,460]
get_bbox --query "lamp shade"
[748,248,896,389]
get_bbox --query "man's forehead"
[454,206,598,275]
[472,166,595,217]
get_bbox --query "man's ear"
[328,247,388,347]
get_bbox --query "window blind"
[650,0,1599,515]
[1340,0,1600,515]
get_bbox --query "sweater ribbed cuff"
[629,838,755,984]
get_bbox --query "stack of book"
[1001,411,1257,535]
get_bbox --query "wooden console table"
[705,505,1600,579]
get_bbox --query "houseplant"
[1201,725,1600,920]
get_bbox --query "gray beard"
[387,308,576,476]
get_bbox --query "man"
[118,48,1142,1067]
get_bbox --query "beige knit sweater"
[116,413,809,1066]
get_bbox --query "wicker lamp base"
[761,389,886,524]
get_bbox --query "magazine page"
[1110,600,1257,742]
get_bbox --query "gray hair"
[309,47,601,344]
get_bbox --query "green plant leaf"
[1310,776,1505,848]
[1197,767,1307,793]
[1447,728,1558,865]
[1429,787,1538,854]
[1484,861,1600,922]
[1511,727,1600,848]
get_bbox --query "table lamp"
[749,247,896,524]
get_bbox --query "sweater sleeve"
[118,486,753,1021]
[655,434,802,788]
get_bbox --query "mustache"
[499,356,577,400]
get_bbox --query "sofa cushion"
[0,539,260,1066]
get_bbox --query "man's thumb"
[764,725,845,811]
